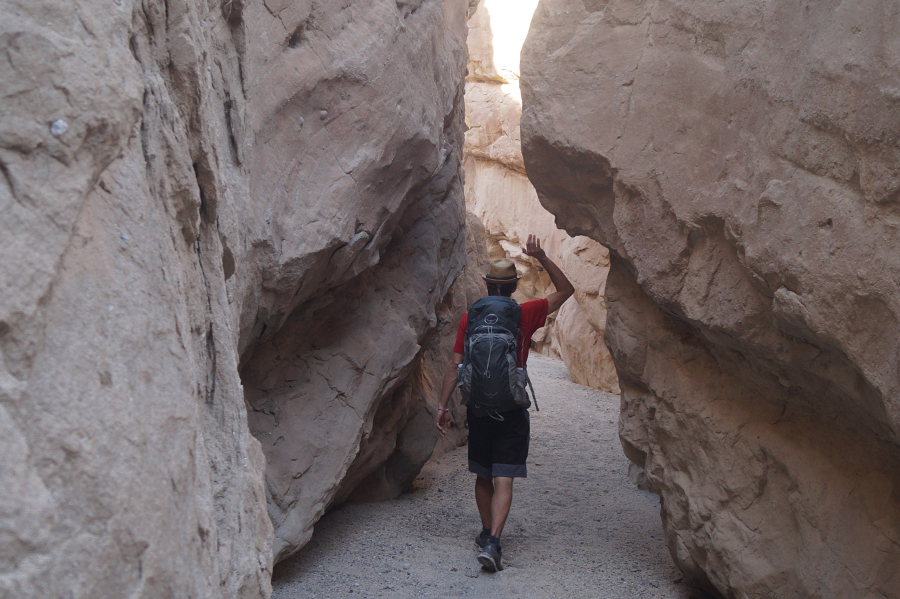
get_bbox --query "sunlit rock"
[464,0,618,390]
[522,1,900,597]
[556,236,619,394]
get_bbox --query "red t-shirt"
[453,298,549,367]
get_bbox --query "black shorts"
[467,407,530,479]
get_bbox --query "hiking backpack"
[457,296,538,418]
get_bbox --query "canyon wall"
[464,0,618,390]
[521,1,900,598]
[0,0,469,596]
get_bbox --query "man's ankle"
[488,535,501,547]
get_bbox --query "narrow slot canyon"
[1,1,898,599]
[271,355,695,598]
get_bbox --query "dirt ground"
[272,354,706,599]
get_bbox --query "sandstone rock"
[1,1,272,596]
[461,211,494,309]
[462,156,566,298]
[558,236,609,332]
[1,0,469,595]
[463,0,619,389]
[245,185,468,536]
[331,213,487,505]
[555,298,619,393]
[220,0,473,565]
[464,2,564,286]
[627,462,649,492]
[464,1,566,360]
[557,235,619,393]
[522,1,900,597]
[465,83,527,173]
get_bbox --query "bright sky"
[483,0,540,80]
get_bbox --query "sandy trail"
[272,354,704,599]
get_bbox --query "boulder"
[1,0,469,595]
[521,1,900,597]
[332,213,488,504]
[555,298,619,393]
[557,235,619,393]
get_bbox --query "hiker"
[435,233,574,572]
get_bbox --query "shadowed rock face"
[237,0,472,562]
[1,0,469,595]
[521,0,900,597]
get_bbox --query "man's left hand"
[522,234,546,260]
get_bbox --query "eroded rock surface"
[1,0,469,595]
[465,0,563,359]
[522,1,900,598]
[556,237,619,393]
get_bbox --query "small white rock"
[50,119,68,136]
[319,109,328,119]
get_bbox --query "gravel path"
[272,354,704,599]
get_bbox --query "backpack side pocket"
[512,367,532,410]
[457,362,472,406]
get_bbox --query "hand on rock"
[522,234,546,260]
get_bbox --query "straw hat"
[483,258,521,283]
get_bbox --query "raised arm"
[522,234,574,314]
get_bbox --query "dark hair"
[486,282,517,297]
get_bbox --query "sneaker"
[475,530,490,549]
[477,542,503,572]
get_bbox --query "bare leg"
[490,477,513,538]
[475,475,494,530]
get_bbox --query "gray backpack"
[457,296,538,419]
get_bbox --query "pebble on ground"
[272,354,706,599]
